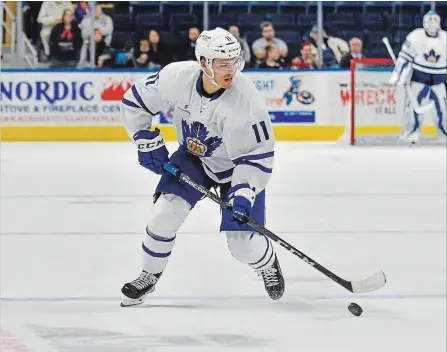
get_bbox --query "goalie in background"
[389,10,447,144]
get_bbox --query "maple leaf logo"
[424,49,440,63]
[181,120,222,157]
[101,78,133,101]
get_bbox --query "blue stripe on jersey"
[142,242,171,258]
[412,62,447,71]
[203,163,234,180]
[131,85,161,116]
[232,151,275,164]
[122,98,141,109]
[401,50,414,58]
[146,227,176,242]
[145,72,159,86]
[238,160,273,174]
[399,52,414,62]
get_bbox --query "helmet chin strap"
[201,58,221,88]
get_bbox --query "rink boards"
[0,68,437,141]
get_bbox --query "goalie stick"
[382,37,434,114]
[164,163,387,294]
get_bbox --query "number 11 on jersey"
[252,121,270,143]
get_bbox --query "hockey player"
[119,28,284,307]
[389,10,447,143]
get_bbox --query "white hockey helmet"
[423,10,441,36]
[195,27,244,86]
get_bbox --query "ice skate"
[255,255,285,300]
[120,271,162,307]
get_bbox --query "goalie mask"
[195,28,244,87]
[423,10,441,36]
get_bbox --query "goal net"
[340,58,441,145]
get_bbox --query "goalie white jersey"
[120,61,275,193]
[391,28,447,85]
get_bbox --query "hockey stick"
[163,163,386,294]
[382,37,434,114]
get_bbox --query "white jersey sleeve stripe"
[232,151,274,164]
[122,97,142,109]
[131,85,161,116]
[238,160,273,174]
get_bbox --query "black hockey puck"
[348,302,363,317]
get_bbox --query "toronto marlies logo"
[181,120,223,157]
[424,49,440,63]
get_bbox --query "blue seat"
[326,13,358,29]
[162,1,192,15]
[339,30,364,43]
[111,31,135,49]
[275,30,301,44]
[366,30,389,47]
[413,14,423,28]
[363,1,394,14]
[129,1,162,14]
[296,14,318,30]
[334,1,365,13]
[209,14,235,29]
[248,1,279,14]
[169,13,198,30]
[361,13,384,29]
[112,14,132,31]
[278,1,315,14]
[370,47,390,58]
[394,30,409,44]
[267,13,296,30]
[387,14,413,29]
[135,13,164,30]
[237,13,268,31]
[218,1,249,15]
[245,31,261,45]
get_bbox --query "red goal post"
[348,58,398,145]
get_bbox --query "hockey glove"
[229,184,256,223]
[133,128,169,175]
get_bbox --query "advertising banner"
[1,69,433,130]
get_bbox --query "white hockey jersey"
[120,61,275,194]
[393,28,447,85]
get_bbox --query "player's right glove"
[229,184,256,223]
[133,128,169,175]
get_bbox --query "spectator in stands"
[228,25,251,66]
[22,2,41,45]
[135,30,170,69]
[86,28,110,68]
[258,45,285,69]
[80,5,114,46]
[49,9,82,68]
[147,29,171,68]
[186,26,200,61]
[78,5,114,67]
[339,37,364,69]
[290,41,317,69]
[307,26,349,67]
[38,1,73,58]
[135,40,151,68]
[252,21,288,67]
[74,2,89,23]
[108,41,135,69]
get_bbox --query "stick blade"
[350,270,387,293]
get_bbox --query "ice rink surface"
[0,141,446,352]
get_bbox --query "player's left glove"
[133,128,169,175]
[229,184,256,223]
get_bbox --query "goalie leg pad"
[429,83,447,137]
[142,193,191,274]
